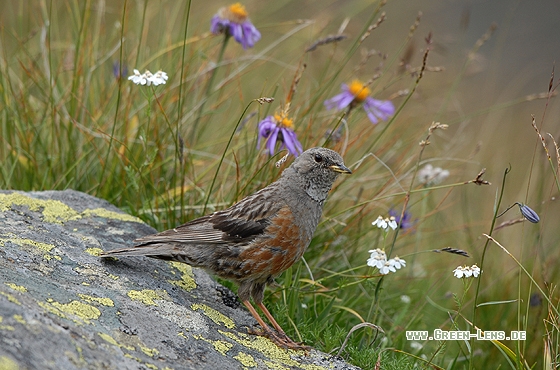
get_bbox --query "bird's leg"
[242,300,309,351]
[256,302,288,337]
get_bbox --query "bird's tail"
[99,243,177,258]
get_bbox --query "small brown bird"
[100,147,351,349]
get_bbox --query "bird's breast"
[237,206,313,279]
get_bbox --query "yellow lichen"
[0,316,15,331]
[12,315,26,325]
[168,261,197,291]
[263,361,290,370]
[0,235,55,252]
[40,299,100,325]
[0,292,21,305]
[98,332,119,346]
[4,283,27,293]
[97,332,135,351]
[218,330,311,368]
[193,334,233,356]
[0,356,19,370]
[78,294,114,307]
[82,208,143,223]
[84,247,104,256]
[127,290,162,306]
[191,303,235,329]
[234,351,257,367]
[0,192,144,225]
[139,345,159,357]
[0,193,81,224]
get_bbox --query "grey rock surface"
[0,190,359,370]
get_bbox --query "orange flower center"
[221,3,248,23]
[348,80,370,102]
[274,113,294,129]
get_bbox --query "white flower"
[379,260,397,275]
[128,69,148,85]
[367,249,387,268]
[128,69,168,86]
[470,264,481,277]
[149,70,168,86]
[417,164,450,185]
[367,254,386,269]
[453,266,466,278]
[391,256,406,269]
[453,265,481,279]
[400,295,411,304]
[372,216,387,229]
[372,216,398,231]
[367,249,406,275]
[387,217,398,230]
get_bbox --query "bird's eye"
[314,154,323,163]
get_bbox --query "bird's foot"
[248,326,310,351]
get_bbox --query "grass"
[1,1,559,369]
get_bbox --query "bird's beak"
[329,164,352,174]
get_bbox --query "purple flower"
[210,3,261,49]
[113,61,128,80]
[257,114,303,157]
[324,80,395,124]
[389,208,416,230]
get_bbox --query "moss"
[191,303,235,329]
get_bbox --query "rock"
[0,190,359,370]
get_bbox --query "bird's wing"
[133,187,285,246]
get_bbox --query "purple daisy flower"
[257,114,303,157]
[210,3,261,49]
[324,80,395,124]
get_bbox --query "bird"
[100,147,351,349]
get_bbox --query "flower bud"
[518,203,540,223]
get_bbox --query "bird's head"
[287,147,351,202]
